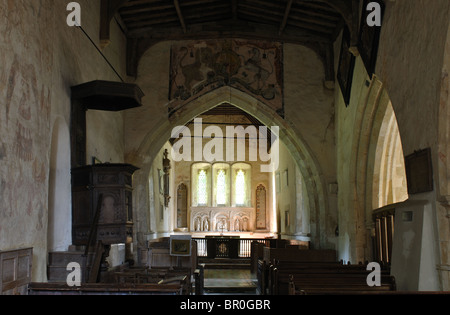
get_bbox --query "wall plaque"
[405,148,433,194]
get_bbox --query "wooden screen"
[373,208,395,265]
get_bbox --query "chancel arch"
[128,86,329,247]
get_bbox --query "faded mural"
[0,0,52,239]
[169,39,284,116]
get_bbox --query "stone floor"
[203,269,258,295]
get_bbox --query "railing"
[193,238,271,258]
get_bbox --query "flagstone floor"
[203,269,258,295]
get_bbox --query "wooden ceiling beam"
[121,9,177,23]
[120,4,174,16]
[174,0,187,33]
[279,0,293,35]
[242,0,285,12]
[100,0,130,48]
[126,20,332,78]
[118,0,348,83]
[179,0,224,7]
[183,2,231,20]
[232,0,238,20]
[239,7,283,24]
[185,13,232,26]
[120,0,164,8]
[290,6,340,22]
[239,8,333,36]
[309,0,360,55]
[288,13,337,29]
[126,17,180,30]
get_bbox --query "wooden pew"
[268,261,396,295]
[193,263,205,295]
[286,273,396,295]
[28,282,187,295]
[251,241,265,275]
[114,266,192,294]
[257,248,338,295]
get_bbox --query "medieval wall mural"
[169,39,284,116]
[0,0,52,241]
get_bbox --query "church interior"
[1,0,450,296]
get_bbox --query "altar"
[190,207,255,233]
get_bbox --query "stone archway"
[369,101,408,210]
[128,86,329,249]
[345,75,407,264]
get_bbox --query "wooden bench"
[256,248,337,295]
[193,263,205,295]
[287,273,396,295]
[114,267,192,294]
[28,282,187,295]
[268,261,396,295]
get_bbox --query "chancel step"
[199,258,251,270]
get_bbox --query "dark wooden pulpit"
[71,163,139,261]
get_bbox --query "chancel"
[1,0,450,297]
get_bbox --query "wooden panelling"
[0,248,33,295]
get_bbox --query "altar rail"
[193,238,271,259]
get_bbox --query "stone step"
[203,263,250,269]
[199,258,251,269]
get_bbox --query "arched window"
[198,169,208,206]
[192,162,251,207]
[216,169,227,205]
[212,163,230,206]
[235,170,246,206]
[192,163,211,207]
[232,163,251,207]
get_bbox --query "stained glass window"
[198,169,207,205]
[235,170,246,206]
[216,169,226,205]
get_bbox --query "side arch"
[347,75,407,263]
